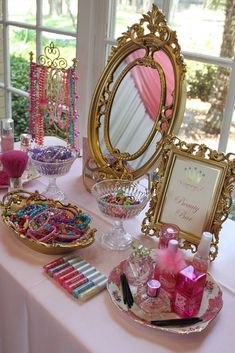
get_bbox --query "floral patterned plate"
[107,261,223,334]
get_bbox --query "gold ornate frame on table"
[85,4,186,188]
[142,135,235,260]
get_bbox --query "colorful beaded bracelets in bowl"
[1,190,96,254]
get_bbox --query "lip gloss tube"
[57,263,91,284]
[43,255,80,272]
[72,274,106,298]
[62,267,96,287]
[77,277,107,302]
[69,271,101,295]
[53,260,87,280]
[48,257,82,277]
[66,271,101,294]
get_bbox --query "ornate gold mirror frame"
[142,135,235,260]
[86,4,186,184]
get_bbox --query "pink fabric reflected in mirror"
[125,49,175,122]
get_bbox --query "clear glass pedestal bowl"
[91,179,150,251]
[30,151,75,201]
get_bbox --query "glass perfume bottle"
[192,231,212,274]
[20,133,33,181]
[158,223,179,249]
[173,265,207,318]
[135,279,171,316]
[154,239,186,302]
[20,133,32,153]
[1,118,14,152]
[123,241,153,286]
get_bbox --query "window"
[0,0,78,139]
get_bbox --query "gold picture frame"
[142,135,235,260]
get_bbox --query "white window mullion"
[77,0,108,144]
[107,0,116,39]
[36,0,42,58]
[2,0,11,119]
[77,0,97,141]
[159,0,171,21]
[218,57,235,152]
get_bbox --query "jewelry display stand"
[29,42,79,152]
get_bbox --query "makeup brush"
[1,150,29,191]
[120,273,134,309]
[0,169,9,187]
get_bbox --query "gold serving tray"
[1,190,96,255]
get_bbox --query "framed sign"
[142,136,235,260]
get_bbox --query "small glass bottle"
[136,279,171,316]
[158,223,179,249]
[1,118,14,152]
[192,231,212,274]
[20,133,32,153]
[123,241,154,286]
[173,265,207,318]
[154,239,186,302]
[20,133,33,181]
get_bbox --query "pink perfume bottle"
[158,223,179,249]
[192,231,212,274]
[173,265,207,318]
[154,239,186,302]
[136,279,171,316]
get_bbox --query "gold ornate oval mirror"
[87,4,186,181]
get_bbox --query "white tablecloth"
[0,157,235,353]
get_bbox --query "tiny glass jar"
[158,223,180,249]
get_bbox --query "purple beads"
[30,146,73,163]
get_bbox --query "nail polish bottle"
[192,231,212,274]
[154,239,186,302]
[135,279,171,316]
[158,223,179,249]
[173,265,207,318]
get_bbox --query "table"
[0,157,235,353]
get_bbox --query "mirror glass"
[108,48,175,161]
[87,4,186,181]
